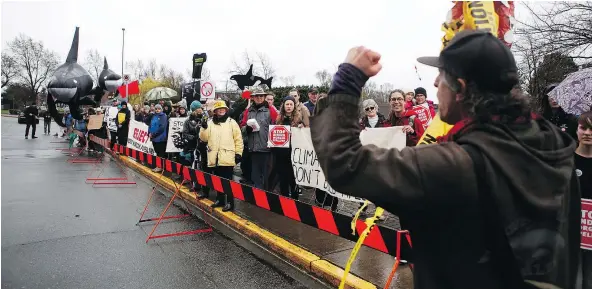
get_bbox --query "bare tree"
[256,52,275,79]
[146,59,158,79]
[517,2,592,61]
[7,34,59,95]
[126,59,145,80]
[378,83,395,102]
[314,69,333,87]
[280,75,296,87]
[361,81,378,100]
[1,53,18,88]
[83,49,102,85]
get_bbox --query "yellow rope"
[339,205,385,289]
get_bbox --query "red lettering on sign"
[582,199,592,251]
[269,126,290,147]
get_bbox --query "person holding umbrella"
[542,83,578,141]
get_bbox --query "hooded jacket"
[310,63,580,289]
[148,111,168,143]
[199,115,243,167]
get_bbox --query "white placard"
[200,81,216,101]
[128,120,155,155]
[106,107,119,132]
[290,126,406,203]
[166,117,188,153]
[268,125,291,148]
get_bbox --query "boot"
[223,191,235,212]
[210,192,224,208]
[222,203,234,212]
[197,186,209,199]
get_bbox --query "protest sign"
[128,120,155,155]
[87,115,103,130]
[106,107,118,132]
[582,198,592,250]
[411,105,433,130]
[166,117,188,153]
[268,125,291,148]
[290,126,406,203]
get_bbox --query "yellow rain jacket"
[199,117,243,167]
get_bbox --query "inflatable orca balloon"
[230,64,273,90]
[99,57,122,92]
[47,27,96,125]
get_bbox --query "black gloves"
[246,126,253,133]
[201,121,208,129]
[235,154,242,164]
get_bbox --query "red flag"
[117,80,140,98]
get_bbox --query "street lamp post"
[121,28,125,78]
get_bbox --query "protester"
[163,102,173,117]
[387,89,424,146]
[23,103,39,139]
[404,90,415,109]
[288,88,310,126]
[148,104,168,172]
[43,110,52,135]
[107,100,118,150]
[177,106,188,118]
[360,99,389,129]
[303,88,318,114]
[272,96,305,199]
[199,100,243,212]
[87,108,101,153]
[575,111,592,289]
[266,93,279,114]
[63,108,74,137]
[413,87,436,118]
[310,31,580,289]
[134,105,145,122]
[241,86,278,190]
[116,101,131,147]
[141,105,152,125]
[542,83,579,141]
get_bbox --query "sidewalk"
[117,155,413,289]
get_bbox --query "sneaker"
[32,136,37,139]
[152,167,162,173]
[25,136,28,139]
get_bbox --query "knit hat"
[144,105,149,111]
[282,95,296,104]
[362,99,378,110]
[414,87,427,97]
[155,104,163,110]
[120,101,127,106]
[190,100,202,112]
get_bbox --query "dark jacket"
[182,113,204,150]
[359,112,390,129]
[241,102,278,153]
[543,107,578,141]
[310,63,580,289]
[115,107,131,129]
[149,111,168,143]
[43,111,52,123]
[23,106,38,123]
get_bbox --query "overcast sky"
[1,0,532,103]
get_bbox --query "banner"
[166,117,188,153]
[128,120,155,155]
[290,127,406,203]
[268,125,291,148]
[105,107,118,132]
[87,115,103,130]
[582,198,592,251]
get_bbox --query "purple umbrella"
[548,67,592,115]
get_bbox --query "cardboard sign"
[200,81,215,101]
[582,198,592,251]
[128,120,155,155]
[87,115,103,130]
[268,125,291,148]
[411,105,433,130]
[166,117,188,153]
[290,126,406,203]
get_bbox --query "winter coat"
[360,112,390,129]
[64,113,73,127]
[115,108,131,129]
[23,106,38,123]
[241,102,278,153]
[199,115,243,167]
[387,111,425,146]
[544,107,578,141]
[310,63,580,289]
[148,112,168,143]
[182,113,204,150]
[295,102,310,127]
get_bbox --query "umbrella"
[548,67,592,115]
[145,87,178,101]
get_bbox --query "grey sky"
[1,0,532,103]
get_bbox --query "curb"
[118,155,377,289]
[1,114,18,118]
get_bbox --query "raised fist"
[344,46,382,77]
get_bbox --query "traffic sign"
[200,81,215,101]
[268,125,291,148]
[123,74,131,82]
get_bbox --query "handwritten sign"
[582,198,592,251]
[290,127,406,203]
[105,107,119,132]
[268,125,291,148]
[87,115,103,130]
[128,120,155,155]
[166,117,188,153]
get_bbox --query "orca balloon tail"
[69,104,83,120]
[47,93,66,127]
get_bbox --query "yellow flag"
[417,113,453,145]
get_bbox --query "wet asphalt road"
[1,117,308,289]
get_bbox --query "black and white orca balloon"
[99,57,122,93]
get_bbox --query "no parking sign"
[268,125,291,148]
[200,81,215,101]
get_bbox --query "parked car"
[18,111,39,124]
